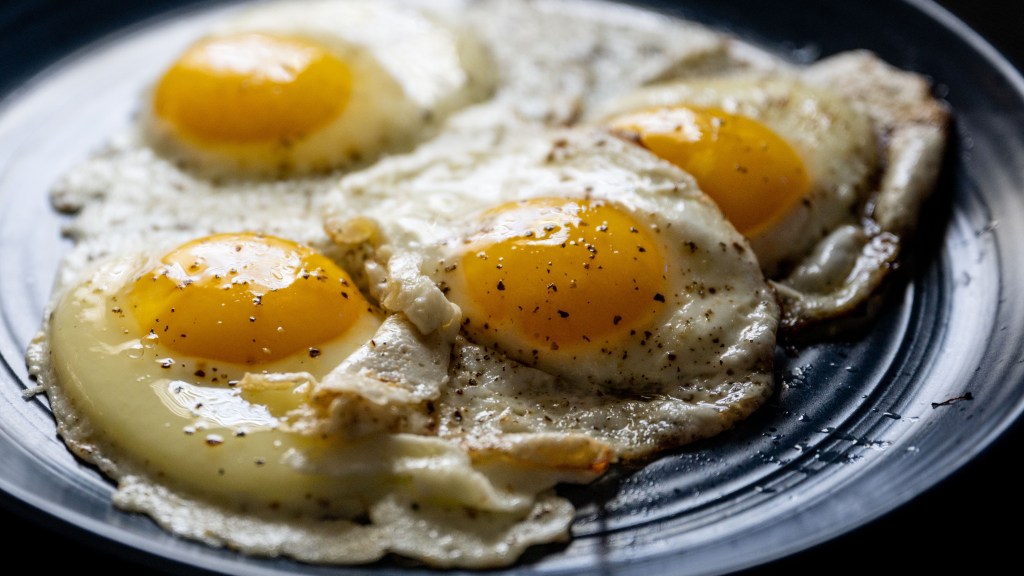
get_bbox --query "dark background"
[2,0,1022,574]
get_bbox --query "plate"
[1,0,1022,574]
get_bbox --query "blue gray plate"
[1,1,1022,574]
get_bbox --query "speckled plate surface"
[1,1,1023,574]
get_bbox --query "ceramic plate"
[1,0,1022,574]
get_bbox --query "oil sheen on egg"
[45,233,382,511]
[142,0,495,178]
[323,127,780,459]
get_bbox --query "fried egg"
[598,74,878,277]
[142,0,496,178]
[593,51,949,331]
[31,232,590,566]
[322,127,779,459]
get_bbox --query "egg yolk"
[153,33,351,144]
[608,106,810,238]
[457,198,668,350]
[128,233,370,364]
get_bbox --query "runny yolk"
[457,198,668,351]
[608,106,810,238]
[153,33,351,144]
[128,233,369,364]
